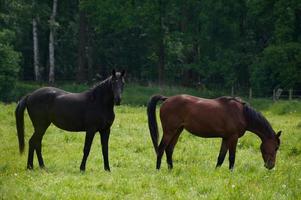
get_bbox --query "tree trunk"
[48,0,58,84]
[32,17,40,81]
[158,0,165,86]
[76,10,87,83]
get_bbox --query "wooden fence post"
[273,89,276,101]
[231,86,234,96]
[289,89,293,100]
[249,88,252,100]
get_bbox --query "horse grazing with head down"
[147,95,281,170]
[15,69,125,171]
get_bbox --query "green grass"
[13,81,228,105]
[0,100,301,199]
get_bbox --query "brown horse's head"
[111,69,125,105]
[260,131,281,169]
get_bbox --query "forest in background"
[0,0,301,101]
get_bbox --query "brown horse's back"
[160,95,246,138]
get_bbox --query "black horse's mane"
[92,75,112,90]
[243,105,275,138]
[86,76,113,101]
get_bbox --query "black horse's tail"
[147,95,168,154]
[15,95,28,154]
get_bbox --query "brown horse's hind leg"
[165,128,183,169]
[228,135,238,171]
[216,138,228,168]
[157,134,173,170]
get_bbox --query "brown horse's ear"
[112,69,116,78]
[121,70,126,77]
[277,131,282,137]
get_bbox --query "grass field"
[0,98,301,199]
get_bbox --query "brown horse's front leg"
[216,138,228,168]
[228,135,238,171]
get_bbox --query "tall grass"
[0,98,300,199]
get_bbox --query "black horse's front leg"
[228,136,238,171]
[100,129,111,171]
[216,138,228,168]
[80,131,96,171]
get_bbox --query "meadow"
[0,85,301,199]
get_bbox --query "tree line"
[0,0,300,99]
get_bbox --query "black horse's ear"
[121,70,126,77]
[96,73,102,81]
[112,69,116,78]
[89,89,97,102]
[277,131,282,137]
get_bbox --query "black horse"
[15,69,125,171]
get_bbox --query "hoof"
[27,165,33,170]
[40,166,48,172]
[80,164,86,172]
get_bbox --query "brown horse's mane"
[217,96,248,105]
[219,96,274,138]
[243,104,275,138]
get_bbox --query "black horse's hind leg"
[80,131,96,171]
[27,126,49,170]
[100,129,111,171]
[216,138,228,168]
[27,135,35,169]
[36,136,46,168]
[35,126,49,168]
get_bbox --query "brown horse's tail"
[15,95,28,154]
[147,95,168,154]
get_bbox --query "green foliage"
[251,43,301,95]
[1,0,301,93]
[0,29,20,101]
[12,81,229,104]
[122,83,222,105]
[0,101,300,199]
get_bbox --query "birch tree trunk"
[48,0,58,84]
[32,17,40,81]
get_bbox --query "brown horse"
[147,95,281,170]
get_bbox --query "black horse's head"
[110,69,125,105]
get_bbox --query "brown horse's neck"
[247,127,272,142]
[244,105,275,142]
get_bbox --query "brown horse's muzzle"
[264,161,275,170]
